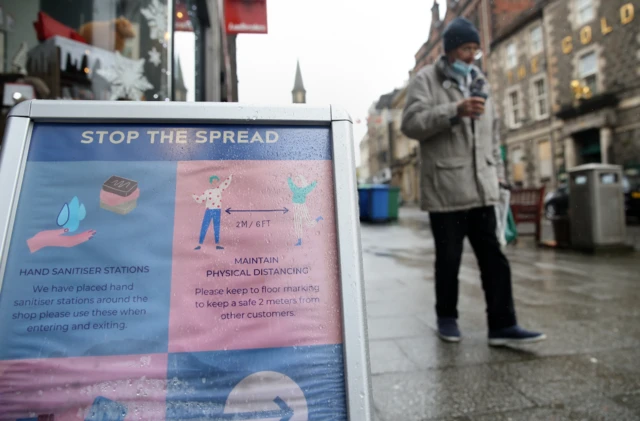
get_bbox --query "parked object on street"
[510,186,545,245]
[357,184,372,221]
[551,214,571,248]
[569,163,627,251]
[544,183,569,219]
[505,205,518,244]
[622,168,640,219]
[494,185,512,247]
[545,170,639,221]
[387,186,401,221]
[369,185,390,221]
[358,184,400,222]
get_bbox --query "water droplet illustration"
[57,203,70,227]
[57,196,87,232]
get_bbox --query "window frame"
[578,50,598,95]
[506,42,517,69]
[506,87,523,129]
[529,25,543,55]
[576,0,595,25]
[537,139,553,181]
[511,146,525,183]
[530,75,549,120]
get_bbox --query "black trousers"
[429,206,517,331]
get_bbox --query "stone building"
[544,0,639,175]
[410,0,639,188]
[364,91,398,184]
[489,1,557,188]
[389,86,421,204]
[403,0,542,192]
[363,102,385,183]
[413,0,537,75]
[358,134,371,184]
[358,87,420,202]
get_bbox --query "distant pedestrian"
[401,17,545,346]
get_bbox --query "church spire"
[292,60,306,104]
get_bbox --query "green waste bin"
[387,186,400,221]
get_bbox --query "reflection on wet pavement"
[364,208,640,421]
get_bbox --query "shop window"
[28,0,173,101]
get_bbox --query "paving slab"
[372,366,535,420]
[369,341,418,376]
[362,207,640,420]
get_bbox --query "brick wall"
[413,0,540,74]
[492,0,537,37]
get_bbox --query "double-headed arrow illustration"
[225,207,289,215]
[212,397,293,421]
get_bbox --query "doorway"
[574,128,601,165]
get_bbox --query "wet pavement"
[363,207,640,421]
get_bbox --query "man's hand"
[457,97,486,119]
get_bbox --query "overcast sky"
[236,0,441,165]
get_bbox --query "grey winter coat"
[401,60,505,213]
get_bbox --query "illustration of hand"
[27,228,96,253]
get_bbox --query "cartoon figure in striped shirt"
[192,174,232,250]
[287,175,323,246]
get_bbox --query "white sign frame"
[0,100,372,420]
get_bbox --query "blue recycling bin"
[368,184,390,221]
[357,184,372,220]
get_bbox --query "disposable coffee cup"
[471,92,488,117]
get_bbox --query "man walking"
[401,17,545,346]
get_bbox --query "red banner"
[224,0,268,34]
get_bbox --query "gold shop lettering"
[562,2,635,54]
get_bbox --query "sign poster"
[224,0,268,34]
[0,124,347,420]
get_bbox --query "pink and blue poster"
[0,124,346,420]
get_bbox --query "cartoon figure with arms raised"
[288,175,323,246]
[193,175,232,250]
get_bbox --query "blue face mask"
[451,60,472,77]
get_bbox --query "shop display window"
[28,0,172,101]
